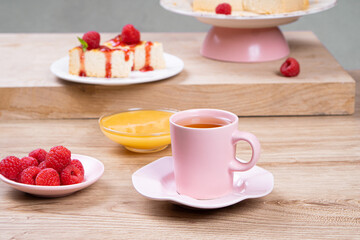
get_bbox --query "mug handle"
[229,130,261,171]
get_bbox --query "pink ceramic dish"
[0,154,104,198]
[132,156,274,209]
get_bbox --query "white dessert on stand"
[193,0,309,14]
[160,0,336,62]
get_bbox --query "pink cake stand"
[160,0,336,62]
[200,26,289,62]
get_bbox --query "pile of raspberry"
[0,146,84,186]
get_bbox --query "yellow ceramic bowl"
[99,109,176,153]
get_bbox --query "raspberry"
[215,3,232,15]
[82,31,100,50]
[61,164,84,185]
[45,146,71,174]
[19,166,41,185]
[38,160,49,169]
[71,159,84,176]
[20,156,38,171]
[29,148,47,163]
[280,57,300,77]
[0,156,22,181]
[121,24,140,45]
[35,168,60,186]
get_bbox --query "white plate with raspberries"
[0,148,104,198]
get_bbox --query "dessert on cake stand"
[160,0,336,62]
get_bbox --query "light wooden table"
[0,30,359,239]
[0,71,359,239]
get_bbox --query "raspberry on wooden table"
[45,146,71,174]
[29,148,47,163]
[82,31,100,50]
[0,156,22,181]
[35,168,60,186]
[61,164,84,185]
[215,3,232,15]
[121,24,141,45]
[280,57,300,77]
[19,166,41,185]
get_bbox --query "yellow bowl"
[99,109,176,153]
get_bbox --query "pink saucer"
[0,154,104,198]
[132,156,274,209]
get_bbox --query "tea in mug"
[176,116,231,129]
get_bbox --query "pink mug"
[170,109,261,199]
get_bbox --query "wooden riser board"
[0,32,355,119]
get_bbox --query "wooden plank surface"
[0,32,355,119]
[0,71,359,240]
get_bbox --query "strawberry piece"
[35,168,60,186]
[61,164,84,185]
[19,166,41,185]
[280,57,300,77]
[82,31,100,50]
[29,148,47,163]
[0,156,22,181]
[121,24,140,45]
[215,3,232,15]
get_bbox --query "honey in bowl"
[99,109,175,153]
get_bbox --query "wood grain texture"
[0,118,359,239]
[0,32,355,119]
[0,72,359,239]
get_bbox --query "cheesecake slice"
[242,0,309,14]
[69,26,166,78]
[69,46,134,78]
[104,35,166,72]
[193,0,309,14]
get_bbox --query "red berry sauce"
[79,48,86,77]
[123,48,132,62]
[99,46,113,78]
[140,41,154,72]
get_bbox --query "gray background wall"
[0,0,358,70]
